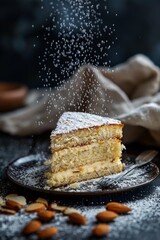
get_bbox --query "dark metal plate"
[6,153,159,196]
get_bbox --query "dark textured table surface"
[0,132,160,240]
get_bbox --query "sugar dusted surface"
[1,185,160,240]
[2,149,160,240]
[51,112,121,136]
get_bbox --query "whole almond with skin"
[38,227,58,239]
[92,224,110,237]
[96,211,118,222]
[37,210,56,221]
[23,220,42,235]
[68,212,87,225]
[6,200,22,211]
[26,203,46,213]
[106,202,132,214]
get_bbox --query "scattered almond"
[63,207,81,215]
[37,210,56,221]
[0,207,16,215]
[5,195,26,206]
[92,224,110,237]
[0,197,5,207]
[50,203,67,212]
[6,200,22,211]
[96,210,118,222]
[23,220,42,235]
[26,203,46,213]
[68,212,87,225]
[38,226,58,239]
[106,202,132,214]
[36,198,48,207]
[5,194,18,200]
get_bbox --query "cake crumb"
[69,182,80,189]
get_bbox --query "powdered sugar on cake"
[51,112,121,136]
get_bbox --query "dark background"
[1,0,160,88]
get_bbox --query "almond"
[5,195,26,206]
[5,194,18,199]
[63,207,81,215]
[26,203,46,213]
[23,220,42,235]
[0,207,16,215]
[68,212,87,225]
[0,197,5,207]
[36,198,48,207]
[92,224,110,237]
[96,210,118,222]
[106,202,132,214]
[37,210,56,221]
[38,226,58,239]
[6,200,22,211]
[50,203,67,212]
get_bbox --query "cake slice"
[46,112,124,188]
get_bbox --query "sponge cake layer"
[51,124,123,151]
[48,138,122,173]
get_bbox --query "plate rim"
[5,154,160,196]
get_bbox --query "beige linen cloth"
[0,54,160,146]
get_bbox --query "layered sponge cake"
[46,112,124,187]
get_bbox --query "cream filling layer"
[46,158,123,186]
